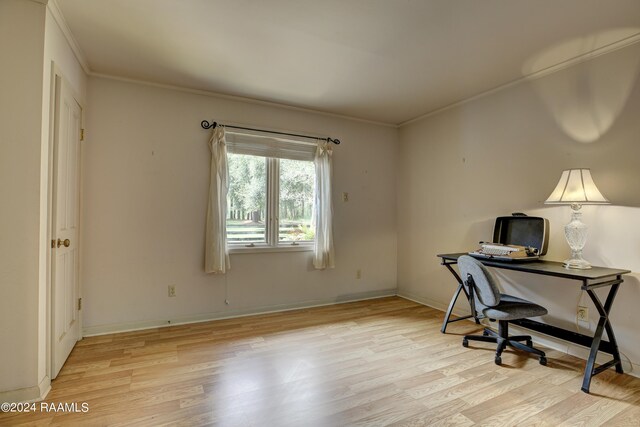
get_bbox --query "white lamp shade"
[545,169,610,205]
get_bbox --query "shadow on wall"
[523,29,640,144]
[523,30,640,207]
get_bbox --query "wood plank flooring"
[2,297,640,426]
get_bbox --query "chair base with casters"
[463,319,547,366]
[457,255,548,367]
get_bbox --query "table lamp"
[544,168,609,269]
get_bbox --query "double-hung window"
[225,130,316,252]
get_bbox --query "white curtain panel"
[313,141,335,269]
[205,127,231,273]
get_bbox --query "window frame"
[227,156,315,254]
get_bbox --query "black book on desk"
[469,213,549,262]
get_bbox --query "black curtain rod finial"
[201,120,217,129]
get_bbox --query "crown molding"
[47,0,91,74]
[399,32,640,128]
[45,1,638,129]
[88,72,398,129]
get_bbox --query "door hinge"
[80,129,85,141]
[78,298,82,310]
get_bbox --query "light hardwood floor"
[2,297,640,426]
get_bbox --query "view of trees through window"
[278,158,315,241]
[226,153,315,244]
[227,153,267,243]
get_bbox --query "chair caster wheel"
[482,330,489,337]
[495,356,502,365]
[539,356,547,366]
[462,339,469,348]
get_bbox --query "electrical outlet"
[356,269,362,279]
[342,192,349,202]
[577,306,588,321]
[168,285,176,297]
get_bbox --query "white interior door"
[51,76,82,378]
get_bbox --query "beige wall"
[4,0,637,400]
[81,76,398,334]
[0,0,46,399]
[0,0,87,401]
[397,42,640,373]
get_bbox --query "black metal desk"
[437,253,630,393]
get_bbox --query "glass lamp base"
[563,205,592,270]
[563,257,592,269]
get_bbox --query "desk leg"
[581,282,622,393]
[602,281,624,374]
[441,263,479,334]
[441,283,464,333]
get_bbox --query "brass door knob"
[57,238,71,248]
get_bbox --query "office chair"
[458,255,548,366]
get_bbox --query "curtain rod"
[200,120,341,145]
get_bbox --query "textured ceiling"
[57,0,640,124]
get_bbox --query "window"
[278,158,315,243]
[225,131,316,251]
[205,126,333,272]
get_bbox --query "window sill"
[228,244,314,255]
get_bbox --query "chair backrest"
[458,255,501,307]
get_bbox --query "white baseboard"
[83,289,398,337]
[623,365,639,378]
[397,292,640,379]
[398,291,472,318]
[0,376,50,404]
